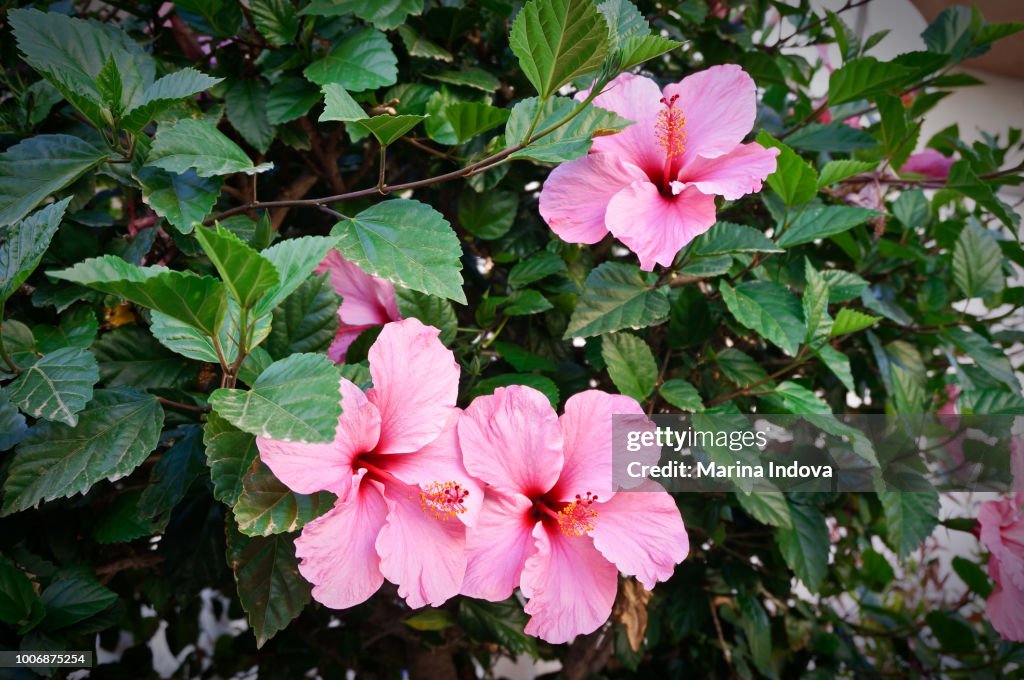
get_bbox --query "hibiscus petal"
[551,390,647,502]
[367,318,459,454]
[605,180,717,271]
[380,411,484,526]
[591,480,689,589]
[256,378,379,497]
[580,72,665,178]
[539,154,647,245]
[987,556,1024,642]
[317,250,399,327]
[679,142,779,200]
[461,490,537,601]
[294,473,387,609]
[327,325,370,364]
[663,64,757,161]
[375,478,468,608]
[458,385,564,497]
[520,524,618,644]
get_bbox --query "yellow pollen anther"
[557,492,599,537]
[420,481,469,521]
[656,94,686,160]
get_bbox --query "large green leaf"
[601,332,657,402]
[250,0,300,46]
[204,411,260,507]
[234,459,334,536]
[254,235,340,317]
[827,56,918,106]
[691,221,782,257]
[7,348,99,427]
[953,220,1005,299]
[358,114,426,145]
[756,132,816,207]
[506,97,631,163]
[779,206,881,248]
[1,388,164,516]
[225,80,275,153]
[195,225,280,308]
[209,353,341,443]
[146,120,273,177]
[720,281,806,356]
[304,27,398,91]
[49,256,228,336]
[332,199,465,303]
[565,262,669,338]
[39,575,118,631]
[121,68,222,132]
[444,103,509,144]
[265,274,340,359]
[136,166,221,235]
[0,556,44,632]
[266,77,322,125]
[226,524,311,648]
[775,500,829,592]
[509,0,610,99]
[0,135,107,226]
[879,488,939,558]
[91,327,196,389]
[150,298,269,365]
[137,426,206,526]
[0,198,70,302]
[458,190,517,240]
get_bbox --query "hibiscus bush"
[1,0,1024,677]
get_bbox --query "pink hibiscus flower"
[539,66,779,271]
[979,496,1024,641]
[456,385,689,643]
[901,148,955,180]
[256,318,482,610]
[316,250,400,363]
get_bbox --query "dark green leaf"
[691,221,781,257]
[827,56,917,106]
[0,135,106,226]
[470,374,560,408]
[226,80,275,153]
[136,167,221,235]
[195,225,280,308]
[0,198,70,302]
[39,575,117,631]
[304,28,398,91]
[250,0,299,46]
[565,262,670,338]
[234,459,334,536]
[147,120,273,177]
[659,379,703,412]
[953,220,1004,299]
[265,273,340,358]
[720,281,805,356]
[775,500,829,592]
[458,190,517,240]
[508,251,566,288]
[394,288,457,346]
[778,206,880,248]
[267,78,322,125]
[7,348,99,426]
[601,332,656,401]
[880,488,939,558]
[204,411,260,507]
[0,556,44,632]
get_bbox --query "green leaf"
[8,348,99,427]
[136,167,221,235]
[620,35,683,70]
[504,290,553,316]
[945,327,1020,391]
[509,0,610,99]
[879,488,939,558]
[565,262,669,338]
[779,206,880,248]
[250,0,299,46]
[508,251,567,288]
[255,235,340,317]
[39,575,117,631]
[303,0,422,30]
[817,159,877,188]
[691,221,782,257]
[506,97,631,163]
[815,343,855,391]
[735,492,792,529]
[147,120,273,177]
[425,68,502,92]
[831,308,880,336]
[0,556,44,632]
[304,28,398,92]
[333,199,465,303]
[137,426,206,526]
[492,342,558,372]
[93,488,157,544]
[396,25,453,62]
[226,524,311,648]
[92,327,195,389]
[395,288,457,346]
[827,56,917,106]
[892,189,928,228]
[319,84,367,122]
[458,597,537,657]
[802,259,830,342]
[952,555,991,597]
[716,348,770,388]
[0,399,29,451]
[266,78,321,125]
[947,161,1017,228]
[204,411,259,507]
[265,274,340,358]
[659,379,703,412]
[358,114,426,145]
[775,500,829,592]
[785,122,877,153]
[405,608,455,631]
[226,80,275,153]
[209,353,341,443]
[96,56,124,118]
[470,374,561,408]
[49,256,228,336]
[234,459,334,536]
[720,281,805,356]
[601,332,657,402]
[821,270,868,302]
[1,388,163,516]
[121,68,222,132]
[0,198,70,302]
[445,103,510,143]
[764,381,830,415]
[150,298,268,364]
[921,5,976,60]
[756,132,816,207]
[195,225,280,308]
[0,135,107,226]
[953,220,1004,299]
[926,611,975,655]
[458,190,517,240]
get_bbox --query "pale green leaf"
[147,120,273,178]
[7,348,99,426]
[195,225,280,308]
[0,198,71,302]
[304,28,398,91]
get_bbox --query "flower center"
[420,480,470,520]
[535,492,599,537]
[655,94,686,191]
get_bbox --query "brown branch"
[157,396,210,414]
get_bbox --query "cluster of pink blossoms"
[256,317,688,643]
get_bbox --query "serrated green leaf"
[716,348,770,388]
[150,298,269,365]
[332,199,465,303]
[195,225,280,308]
[304,28,398,91]
[602,332,656,401]
[458,190,517,240]
[816,159,877,188]
[830,308,880,336]
[691,221,781,257]
[226,80,275,153]
[785,122,877,153]
[828,56,918,106]
[209,353,341,443]
[254,235,340,318]
[0,198,70,302]
[566,262,669,338]
[470,373,560,408]
[506,97,632,163]
[880,487,939,558]
[234,459,334,536]
[775,500,829,592]
[510,0,610,98]
[395,288,457,346]
[266,77,321,125]
[92,327,195,389]
[250,0,299,46]
[147,120,273,177]
[1,388,163,516]
[492,342,558,372]
[0,135,106,227]
[121,68,222,132]
[204,411,260,507]
[508,251,566,288]
[953,220,1004,299]
[763,381,830,415]
[358,114,426,145]
[396,25,452,62]
[779,206,880,248]
[756,132,816,207]
[135,166,221,235]
[319,83,367,122]
[802,259,829,342]
[659,379,703,412]
[720,281,805,356]
[444,103,509,143]
[265,273,340,358]
[735,492,792,528]
[302,0,422,30]
[945,327,1020,390]
[39,575,117,631]
[8,348,99,427]
[620,34,683,69]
